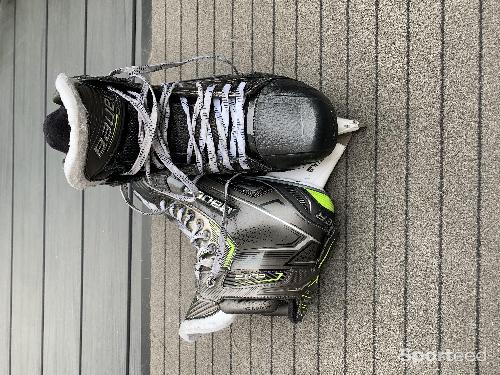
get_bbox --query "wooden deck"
[0,1,151,374]
[148,0,500,374]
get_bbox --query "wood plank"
[0,1,15,373]
[80,1,134,374]
[372,0,407,374]
[344,0,377,371]
[150,218,166,375]
[165,0,181,81]
[214,0,233,75]
[163,221,182,374]
[406,0,442,373]
[196,0,215,77]
[232,0,253,74]
[10,0,47,373]
[480,1,500,372]
[319,0,349,373]
[129,209,151,375]
[150,221,164,375]
[440,0,480,373]
[130,2,152,374]
[180,0,196,80]
[43,1,85,374]
[149,0,166,83]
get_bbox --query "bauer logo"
[93,95,120,158]
[197,191,235,215]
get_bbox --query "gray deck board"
[441,1,481,374]
[147,0,499,373]
[43,1,86,374]
[406,1,442,374]
[80,2,135,374]
[130,5,152,374]
[10,0,47,373]
[372,0,407,374]
[0,1,15,374]
[149,218,166,375]
[344,0,377,372]
[0,0,150,374]
[480,1,500,373]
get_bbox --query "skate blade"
[262,134,351,190]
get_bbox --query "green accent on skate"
[222,237,236,268]
[306,188,334,212]
[233,271,286,285]
[306,275,319,287]
[254,272,285,284]
[318,240,335,268]
[208,219,237,269]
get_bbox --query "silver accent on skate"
[337,117,362,134]
[109,55,248,202]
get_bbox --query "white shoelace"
[167,203,217,281]
[125,173,243,283]
[109,55,248,202]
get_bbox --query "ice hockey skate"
[43,56,339,201]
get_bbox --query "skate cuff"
[178,310,235,342]
[56,73,102,189]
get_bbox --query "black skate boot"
[129,173,336,342]
[43,57,338,201]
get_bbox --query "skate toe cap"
[248,78,338,169]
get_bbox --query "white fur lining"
[179,310,235,343]
[56,73,102,189]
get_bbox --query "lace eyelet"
[196,219,204,230]
[206,277,215,288]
